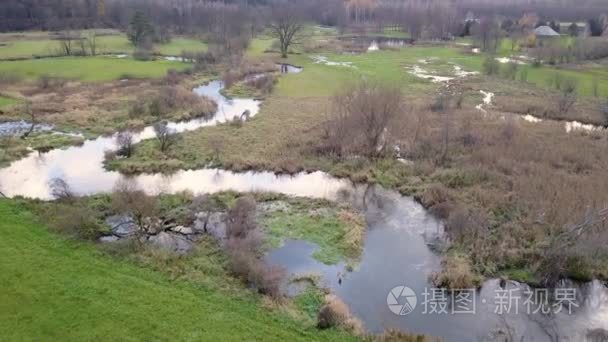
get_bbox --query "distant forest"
[1,0,606,33]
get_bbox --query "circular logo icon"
[387,286,417,315]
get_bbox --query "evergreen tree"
[127,11,152,47]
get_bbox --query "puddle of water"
[406,64,477,84]
[565,121,604,133]
[163,56,188,62]
[367,41,379,51]
[452,65,479,78]
[277,64,302,74]
[407,65,454,83]
[0,120,54,137]
[475,90,495,113]
[496,57,527,65]
[310,55,355,68]
[523,114,543,123]
[513,113,604,133]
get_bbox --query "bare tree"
[49,177,74,201]
[115,131,134,157]
[324,81,403,158]
[85,31,98,56]
[20,102,36,139]
[111,178,158,240]
[153,121,176,153]
[57,31,78,56]
[473,17,502,53]
[269,2,304,58]
[556,78,577,114]
[226,196,257,239]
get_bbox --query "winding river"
[1,74,607,341]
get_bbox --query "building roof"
[534,26,560,37]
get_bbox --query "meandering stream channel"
[1,73,606,341]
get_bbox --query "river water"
[0,76,606,341]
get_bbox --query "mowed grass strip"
[0,200,357,341]
[0,57,190,81]
[0,33,207,60]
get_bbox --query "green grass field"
[0,33,207,60]
[274,46,484,97]
[0,57,190,81]
[0,95,17,108]
[0,200,357,341]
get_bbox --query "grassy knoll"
[260,198,365,265]
[0,32,207,60]
[0,199,357,341]
[0,57,190,81]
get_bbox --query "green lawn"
[519,64,608,97]
[0,200,357,341]
[275,47,484,97]
[0,95,17,108]
[248,36,275,56]
[0,33,206,60]
[0,57,190,82]
[156,37,208,55]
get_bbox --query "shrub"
[129,98,148,118]
[322,81,404,158]
[556,77,577,114]
[482,56,500,76]
[502,62,518,80]
[0,71,23,84]
[223,196,286,298]
[226,196,257,239]
[37,74,67,90]
[49,177,74,201]
[154,121,177,153]
[46,204,105,240]
[111,179,159,236]
[133,48,153,61]
[115,131,134,157]
[317,294,363,334]
[430,254,480,289]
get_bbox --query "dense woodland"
[2,0,608,33]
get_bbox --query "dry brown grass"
[110,85,608,282]
[373,329,441,342]
[430,255,481,289]
[317,294,364,335]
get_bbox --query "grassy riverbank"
[0,199,359,341]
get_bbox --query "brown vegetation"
[225,196,286,299]
[317,294,363,334]
[321,81,405,158]
[111,179,159,240]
